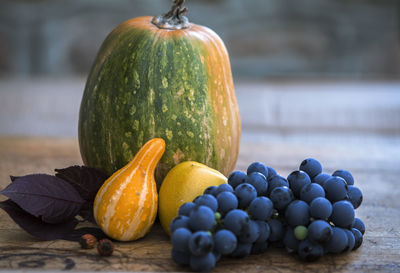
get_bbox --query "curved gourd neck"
[151,0,190,30]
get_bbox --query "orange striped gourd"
[93,138,165,241]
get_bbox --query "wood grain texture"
[0,136,399,272]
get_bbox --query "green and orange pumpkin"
[78,0,241,185]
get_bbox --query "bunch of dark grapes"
[169,159,365,271]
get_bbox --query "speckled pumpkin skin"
[78,16,241,186]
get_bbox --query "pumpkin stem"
[151,0,190,30]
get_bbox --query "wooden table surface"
[0,136,399,272]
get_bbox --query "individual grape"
[287,170,311,197]
[351,228,363,250]
[170,215,189,233]
[247,172,268,196]
[214,229,237,255]
[214,184,234,196]
[325,227,349,253]
[223,209,250,236]
[171,227,192,252]
[171,249,190,265]
[203,186,217,196]
[268,219,285,242]
[178,202,196,217]
[330,200,355,228]
[230,243,252,258]
[283,226,300,253]
[188,205,215,231]
[332,169,354,185]
[343,228,355,252]
[216,191,238,214]
[270,186,294,210]
[251,241,269,254]
[323,176,348,202]
[188,231,214,256]
[247,162,268,178]
[266,166,277,181]
[235,183,257,208]
[228,171,247,189]
[238,220,260,244]
[308,220,332,244]
[294,225,308,241]
[347,185,363,209]
[299,158,322,178]
[298,239,324,262]
[300,183,325,204]
[194,194,218,212]
[267,175,289,195]
[352,217,365,235]
[285,200,310,226]
[312,173,332,187]
[255,220,271,243]
[190,252,216,272]
[248,196,274,221]
[310,197,332,220]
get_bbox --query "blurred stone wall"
[0,0,399,79]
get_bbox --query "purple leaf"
[54,165,108,202]
[0,200,79,241]
[10,175,20,182]
[0,174,85,224]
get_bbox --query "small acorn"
[79,234,97,249]
[97,239,114,256]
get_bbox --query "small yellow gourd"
[93,138,165,241]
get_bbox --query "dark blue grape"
[171,227,192,252]
[352,217,365,235]
[308,220,332,244]
[343,229,355,252]
[348,185,363,209]
[266,166,277,181]
[247,172,268,196]
[230,243,252,258]
[323,176,348,202]
[285,200,310,226]
[170,215,189,233]
[248,196,273,221]
[238,220,260,244]
[270,186,294,210]
[325,227,349,253]
[235,183,257,208]
[216,191,238,214]
[190,252,216,272]
[351,228,363,250]
[188,205,215,231]
[171,249,190,265]
[332,169,354,185]
[214,229,237,255]
[247,162,268,178]
[255,220,271,243]
[299,158,322,178]
[188,231,214,256]
[310,197,332,220]
[287,170,311,197]
[267,175,289,195]
[224,209,250,236]
[283,226,300,253]
[300,183,325,204]
[214,183,234,196]
[331,200,355,228]
[194,194,218,212]
[228,171,247,189]
[268,219,285,242]
[178,202,196,217]
[298,239,324,262]
[312,173,332,187]
[251,241,269,254]
[203,186,217,196]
